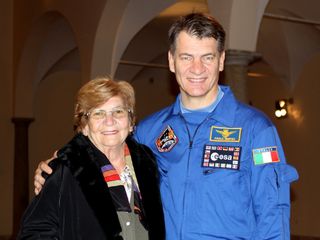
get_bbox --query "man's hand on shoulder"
[33,152,57,195]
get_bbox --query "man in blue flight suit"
[134,13,298,239]
[34,13,298,240]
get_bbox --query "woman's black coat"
[18,134,165,240]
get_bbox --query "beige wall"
[248,54,320,236]
[0,0,14,237]
[1,0,320,238]
[286,54,320,236]
[28,71,82,198]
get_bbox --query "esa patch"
[252,146,280,165]
[210,126,242,142]
[155,125,178,152]
[202,145,241,170]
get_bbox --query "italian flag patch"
[252,146,280,165]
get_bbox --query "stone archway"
[12,11,79,237]
[91,0,176,78]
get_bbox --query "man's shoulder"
[135,104,174,143]
[236,101,275,128]
[220,85,272,124]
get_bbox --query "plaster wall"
[0,0,14,236]
[247,55,320,236]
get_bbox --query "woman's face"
[83,96,132,152]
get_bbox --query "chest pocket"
[203,169,250,213]
[203,168,250,195]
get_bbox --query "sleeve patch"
[252,146,280,165]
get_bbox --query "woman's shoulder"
[126,136,156,165]
[126,135,153,154]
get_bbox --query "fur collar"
[56,133,122,239]
[53,133,165,240]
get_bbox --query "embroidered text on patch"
[156,125,178,152]
[210,126,242,142]
[252,146,280,165]
[202,145,241,170]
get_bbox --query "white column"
[223,49,261,103]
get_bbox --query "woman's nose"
[103,113,116,125]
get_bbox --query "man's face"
[168,31,225,108]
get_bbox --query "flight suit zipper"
[179,113,210,239]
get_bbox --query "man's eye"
[181,55,192,61]
[202,55,214,63]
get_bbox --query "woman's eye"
[92,110,105,118]
[113,109,126,117]
[115,109,124,114]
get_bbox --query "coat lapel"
[57,133,122,239]
[126,136,165,239]
[57,133,165,239]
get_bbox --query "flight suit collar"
[167,85,238,127]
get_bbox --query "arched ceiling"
[257,0,320,90]
[14,12,78,117]
[115,0,320,90]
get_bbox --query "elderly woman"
[18,77,165,240]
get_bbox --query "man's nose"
[190,59,205,74]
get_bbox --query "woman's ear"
[129,125,134,133]
[82,125,89,136]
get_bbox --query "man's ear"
[168,51,175,73]
[219,51,225,72]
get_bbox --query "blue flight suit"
[135,85,298,240]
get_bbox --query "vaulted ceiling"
[117,0,320,91]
